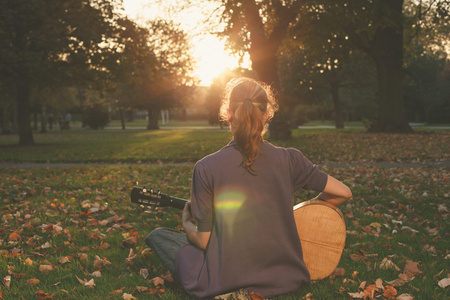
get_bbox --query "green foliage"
[83,104,110,130]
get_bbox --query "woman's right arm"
[314,175,352,207]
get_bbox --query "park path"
[1,160,449,169]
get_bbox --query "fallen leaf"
[375,278,384,290]
[148,288,165,294]
[160,271,174,283]
[39,265,53,274]
[363,284,377,299]
[26,278,40,286]
[91,271,102,278]
[136,286,149,292]
[36,290,55,299]
[3,275,11,288]
[150,276,165,286]
[139,268,149,279]
[8,232,21,241]
[382,286,397,299]
[249,292,266,299]
[24,257,35,266]
[59,256,71,264]
[396,293,414,300]
[330,267,346,278]
[437,204,448,213]
[75,275,95,288]
[379,257,401,271]
[347,291,365,298]
[403,260,422,278]
[438,277,450,288]
[121,235,138,248]
[123,293,137,300]
[78,253,89,262]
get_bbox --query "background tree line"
[0,0,194,145]
[0,0,449,145]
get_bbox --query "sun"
[192,35,242,86]
[121,0,248,86]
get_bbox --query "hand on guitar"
[182,202,211,250]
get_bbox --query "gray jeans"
[145,227,190,280]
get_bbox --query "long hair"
[220,78,278,175]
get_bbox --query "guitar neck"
[130,187,187,210]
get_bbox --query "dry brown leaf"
[375,278,384,290]
[8,232,20,241]
[3,275,11,288]
[383,286,397,299]
[379,257,401,271]
[347,291,365,298]
[91,271,102,278]
[24,257,35,266]
[36,290,55,299]
[110,288,124,296]
[150,276,165,286]
[75,275,95,288]
[78,253,88,262]
[330,267,346,278]
[139,268,149,279]
[363,285,377,300]
[59,256,71,264]
[136,286,149,292]
[403,260,422,278]
[39,265,53,274]
[396,293,414,300]
[160,271,174,283]
[121,235,138,248]
[249,292,266,299]
[438,277,450,288]
[122,293,137,299]
[26,278,40,286]
[149,288,165,294]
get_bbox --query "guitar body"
[131,187,346,280]
[293,200,346,280]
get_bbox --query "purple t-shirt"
[176,140,328,299]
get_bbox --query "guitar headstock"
[130,186,170,208]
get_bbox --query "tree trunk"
[16,71,34,145]
[369,0,412,133]
[146,108,159,130]
[330,82,344,129]
[119,108,126,130]
[40,105,47,133]
[243,0,292,139]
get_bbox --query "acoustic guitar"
[130,186,346,280]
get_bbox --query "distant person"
[161,109,169,125]
[145,77,352,299]
[65,113,71,129]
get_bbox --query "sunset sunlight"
[122,0,249,86]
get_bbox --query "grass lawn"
[0,127,449,299]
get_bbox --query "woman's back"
[176,140,328,298]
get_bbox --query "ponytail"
[220,78,278,175]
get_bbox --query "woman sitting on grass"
[145,77,352,299]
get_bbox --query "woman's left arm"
[182,202,211,250]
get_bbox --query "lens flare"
[215,188,247,235]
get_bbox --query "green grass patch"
[0,128,448,164]
[0,164,448,299]
[0,128,449,299]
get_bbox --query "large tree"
[219,0,304,139]
[0,0,119,145]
